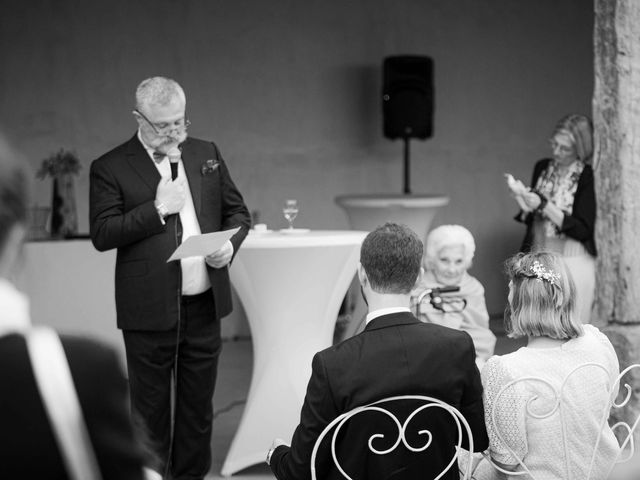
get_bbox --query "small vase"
[27,206,52,240]
[50,174,78,238]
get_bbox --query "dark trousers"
[123,290,222,480]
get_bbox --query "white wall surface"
[0,0,594,316]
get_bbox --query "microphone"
[167,147,181,180]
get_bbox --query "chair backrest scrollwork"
[599,364,640,479]
[310,395,475,480]
[483,363,640,480]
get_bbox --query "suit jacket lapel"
[180,139,203,218]
[124,134,160,193]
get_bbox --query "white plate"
[249,229,273,234]
[279,228,311,234]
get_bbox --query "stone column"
[593,0,640,444]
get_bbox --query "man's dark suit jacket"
[270,312,489,480]
[89,135,251,330]
[0,333,146,479]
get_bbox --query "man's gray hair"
[135,76,186,111]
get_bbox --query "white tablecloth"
[221,229,367,476]
[15,240,121,353]
[335,193,449,242]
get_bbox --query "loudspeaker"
[383,55,434,140]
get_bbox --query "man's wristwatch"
[155,201,169,218]
[154,201,169,224]
[266,445,276,465]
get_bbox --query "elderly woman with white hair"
[410,224,496,369]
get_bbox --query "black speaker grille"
[383,55,434,140]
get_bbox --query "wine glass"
[283,199,299,230]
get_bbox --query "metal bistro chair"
[480,363,640,480]
[310,395,475,480]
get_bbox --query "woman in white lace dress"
[473,251,620,480]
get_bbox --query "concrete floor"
[206,318,525,479]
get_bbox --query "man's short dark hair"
[360,223,423,294]
[0,136,29,249]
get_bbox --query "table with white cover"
[16,239,121,352]
[334,194,449,242]
[221,229,367,476]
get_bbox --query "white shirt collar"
[365,306,411,325]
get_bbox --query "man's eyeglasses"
[134,109,191,135]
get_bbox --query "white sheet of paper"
[167,227,241,262]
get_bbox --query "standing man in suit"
[90,77,251,480]
[267,223,488,480]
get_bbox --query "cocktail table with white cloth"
[335,193,449,242]
[221,229,367,476]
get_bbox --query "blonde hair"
[553,114,593,164]
[425,224,475,269]
[504,251,583,339]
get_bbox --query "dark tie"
[153,151,182,239]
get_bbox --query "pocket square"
[201,159,220,175]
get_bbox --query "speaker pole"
[403,136,411,194]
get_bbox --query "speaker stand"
[403,136,411,194]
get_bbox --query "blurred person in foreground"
[90,76,251,479]
[0,136,149,479]
[506,114,596,324]
[267,223,488,480]
[473,251,619,479]
[410,224,496,369]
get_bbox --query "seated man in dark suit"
[267,222,488,480]
[0,136,149,479]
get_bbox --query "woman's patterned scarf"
[534,159,584,237]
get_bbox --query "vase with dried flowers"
[36,149,81,238]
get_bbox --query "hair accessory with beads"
[530,261,560,286]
